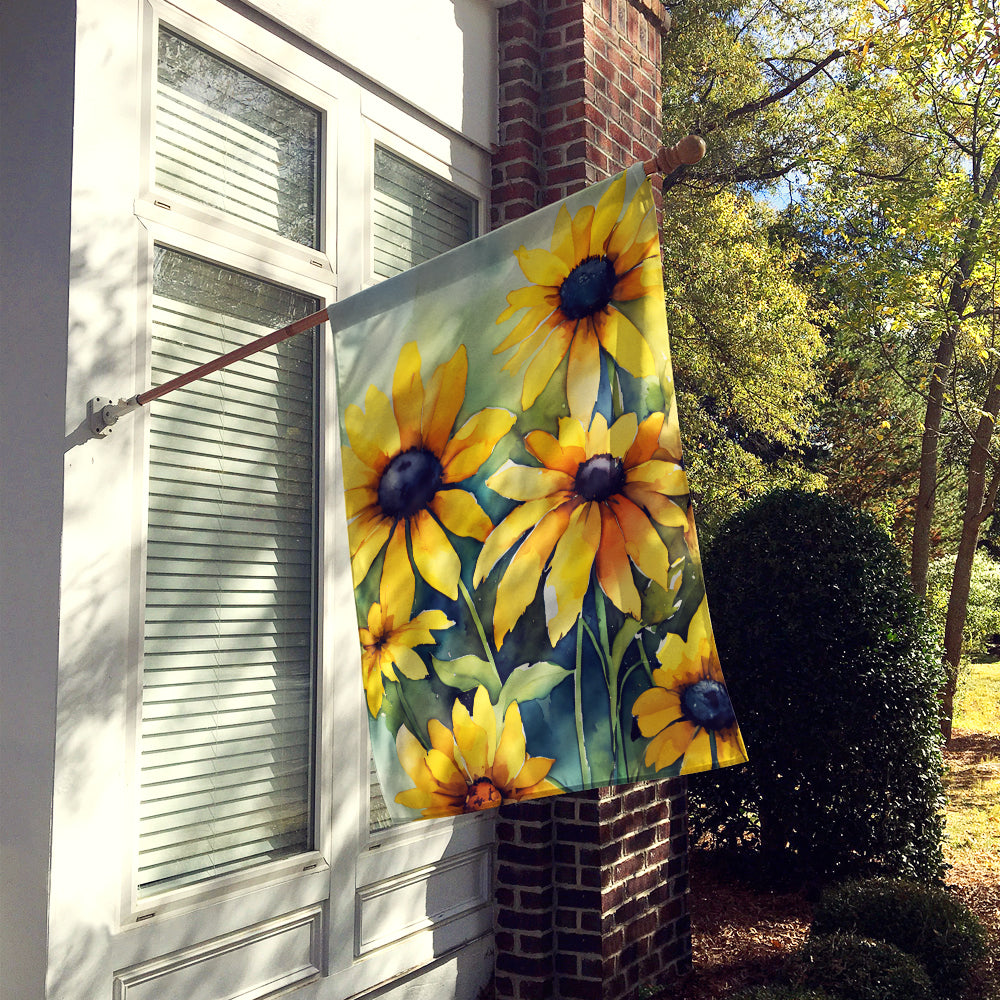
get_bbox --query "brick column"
[491,3,691,999]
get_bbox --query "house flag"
[332,164,748,823]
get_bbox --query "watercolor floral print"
[333,165,747,823]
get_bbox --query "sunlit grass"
[945,660,1000,871]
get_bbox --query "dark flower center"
[464,777,502,812]
[575,453,625,502]
[377,448,443,520]
[559,255,618,320]
[680,679,736,732]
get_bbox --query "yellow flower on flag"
[394,685,561,817]
[632,599,746,774]
[474,410,690,649]
[495,171,661,418]
[343,342,515,613]
[360,592,453,718]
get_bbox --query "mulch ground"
[667,733,1000,1000]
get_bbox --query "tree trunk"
[941,378,1000,740]
[910,330,955,597]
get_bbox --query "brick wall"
[490,4,692,998]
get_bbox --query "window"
[136,25,324,898]
[372,145,478,279]
[139,248,319,895]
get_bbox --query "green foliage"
[811,878,988,999]
[664,190,826,535]
[789,934,934,1000]
[927,550,1000,658]
[691,489,947,882]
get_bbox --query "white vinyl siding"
[138,248,319,895]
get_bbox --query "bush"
[811,878,988,999]
[790,933,934,1000]
[691,489,946,882]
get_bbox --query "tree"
[805,0,1000,735]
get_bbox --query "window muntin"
[156,27,321,248]
[138,246,319,896]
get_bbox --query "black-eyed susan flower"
[632,599,747,774]
[343,342,515,613]
[359,592,453,718]
[474,411,690,649]
[495,171,661,418]
[394,685,561,817]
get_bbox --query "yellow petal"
[515,245,570,287]
[391,341,424,452]
[523,428,581,477]
[569,203,596,262]
[597,308,656,379]
[379,520,415,614]
[472,685,497,767]
[365,665,385,717]
[678,729,714,775]
[608,412,639,459]
[395,787,433,811]
[397,608,453,645]
[565,323,603,423]
[626,483,688,528]
[410,510,461,599]
[590,172,627,255]
[613,497,674,592]
[422,345,467,456]
[441,408,516,483]
[605,186,648,261]
[492,702,526,790]
[432,488,494,541]
[496,302,559,356]
[493,503,573,648]
[596,505,641,619]
[341,446,379,493]
[512,754,555,790]
[474,496,565,586]
[425,749,470,794]
[486,463,574,502]
[428,717,456,757]
[498,282,550,324]
[545,501,600,645]
[624,413,666,468]
[388,643,430,681]
[521,323,573,410]
[350,513,392,587]
[345,385,398,471]
[396,726,428,782]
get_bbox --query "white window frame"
[110,0,497,993]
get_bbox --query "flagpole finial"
[644,135,706,176]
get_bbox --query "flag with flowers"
[332,165,748,823]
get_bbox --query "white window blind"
[368,148,479,830]
[156,27,320,248]
[372,145,477,279]
[138,248,319,895]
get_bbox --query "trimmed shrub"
[790,933,934,1000]
[811,878,988,999]
[691,489,946,882]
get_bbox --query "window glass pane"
[138,246,318,895]
[372,146,477,279]
[156,28,320,248]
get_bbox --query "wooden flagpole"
[88,136,704,437]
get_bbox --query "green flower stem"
[458,576,498,675]
[575,616,592,786]
[636,632,655,682]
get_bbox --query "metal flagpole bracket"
[88,395,140,438]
